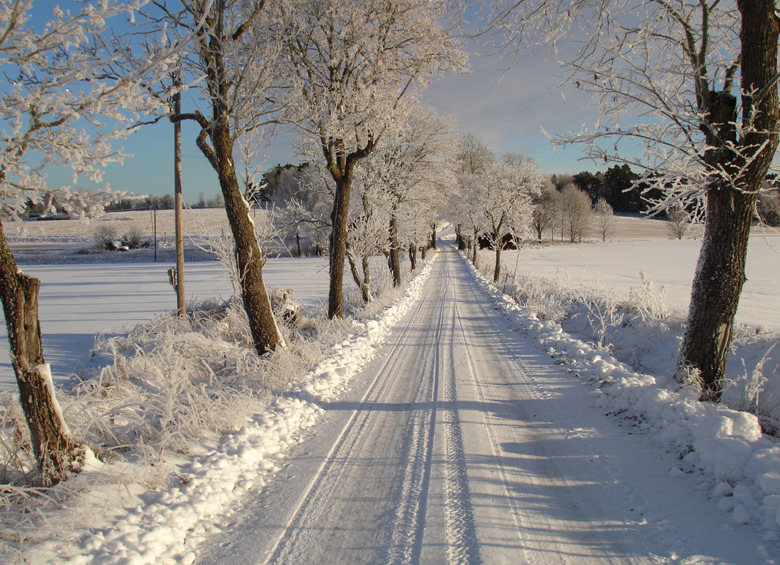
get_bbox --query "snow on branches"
[0,0,176,214]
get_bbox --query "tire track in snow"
[451,252,530,562]
[382,267,446,564]
[266,261,441,564]
[438,254,481,565]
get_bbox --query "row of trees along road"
[272,105,455,303]
[451,139,546,284]
[0,0,777,484]
[0,0,465,485]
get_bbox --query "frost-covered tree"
[361,105,455,286]
[274,162,333,256]
[151,0,285,354]
[594,197,614,243]
[346,168,391,302]
[0,0,173,485]
[489,0,779,398]
[452,172,488,265]
[469,157,544,282]
[531,182,557,241]
[456,132,494,175]
[666,203,691,240]
[560,183,593,243]
[453,132,494,249]
[278,0,466,318]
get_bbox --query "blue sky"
[40,31,606,201]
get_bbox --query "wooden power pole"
[173,84,186,318]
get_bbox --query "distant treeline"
[554,165,780,225]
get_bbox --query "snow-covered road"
[197,247,774,564]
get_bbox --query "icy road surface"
[198,247,773,564]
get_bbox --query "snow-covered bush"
[503,270,572,323]
[627,272,671,322]
[93,225,117,250]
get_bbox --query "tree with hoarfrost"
[346,167,392,303]
[276,163,333,255]
[0,0,175,485]
[560,183,593,243]
[453,132,494,250]
[359,104,456,287]
[277,0,466,318]
[465,156,544,283]
[489,0,779,398]
[531,181,557,241]
[452,172,486,264]
[148,0,285,355]
[594,197,615,242]
[666,203,692,240]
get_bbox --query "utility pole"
[173,78,186,318]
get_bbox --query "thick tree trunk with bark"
[328,174,353,318]
[408,245,417,271]
[212,122,283,355]
[677,0,779,399]
[185,3,283,355]
[677,188,755,398]
[0,219,79,485]
[388,214,402,287]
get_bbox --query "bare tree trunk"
[212,122,283,355]
[408,245,417,271]
[0,219,79,485]
[388,214,402,287]
[328,175,352,318]
[493,242,502,283]
[471,228,478,265]
[430,223,437,250]
[677,0,779,399]
[456,224,465,250]
[346,245,372,303]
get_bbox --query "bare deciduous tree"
[489,0,779,398]
[594,197,615,243]
[0,0,173,484]
[531,182,557,241]
[279,0,466,318]
[457,132,496,175]
[666,204,692,240]
[461,156,544,282]
[560,184,593,244]
[155,0,285,355]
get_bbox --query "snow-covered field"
[493,233,779,330]
[0,258,331,390]
[1,214,779,563]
